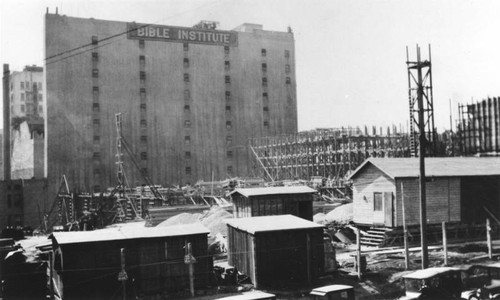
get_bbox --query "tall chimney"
[3,64,11,180]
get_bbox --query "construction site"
[1,4,500,300]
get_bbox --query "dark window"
[225,61,230,70]
[141,168,148,176]
[263,121,269,128]
[261,49,266,56]
[14,185,21,191]
[13,195,22,208]
[227,166,233,173]
[262,63,267,73]
[183,43,189,51]
[140,88,146,100]
[226,136,233,145]
[183,58,189,68]
[262,77,268,87]
[374,192,383,211]
[285,64,290,73]
[93,136,100,143]
[7,195,12,208]
[263,92,268,101]
[93,185,101,192]
[184,90,190,101]
[185,151,191,159]
[184,73,190,82]
[227,151,233,159]
[139,55,146,66]
[286,77,291,84]
[140,103,146,111]
[226,121,232,130]
[225,75,230,84]
[225,105,231,112]
[92,103,99,112]
[285,50,290,58]
[263,106,269,112]
[93,169,101,175]
[93,86,99,93]
[140,71,146,80]
[91,36,98,45]
[93,152,100,159]
[225,91,231,101]
[92,69,99,78]
[92,52,98,62]
[139,39,145,48]
[20,82,24,90]
[141,152,147,160]
[140,136,147,144]
[93,119,100,125]
[184,105,190,112]
[184,120,191,128]
[140,119,147,128]
[185,167,192,175]
[185,136,191,145]
[224,46,230,55]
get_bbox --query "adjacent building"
[45,13,297,198]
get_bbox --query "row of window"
[262,49,290,58]
[17,81,42,91]
[19,104,43,113]
[184,166,233,176]
[10,93,43,102]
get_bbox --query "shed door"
[384,192,394,227]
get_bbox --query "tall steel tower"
[406,45,436,157]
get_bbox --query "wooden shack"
[348,157,500,228]
[226,215,324,289]
[230,186,316,221]
[49,223,211,299]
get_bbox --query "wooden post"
[401,182,409,269]
[49,251,54,300]
[306,233,311,285]
[442,222,448,266]
[185,241,195,297]
[121,248,126,300]
[487,218,492,259]
[357,228,362,280]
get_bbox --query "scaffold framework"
[249,127,411,183]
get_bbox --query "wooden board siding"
[227,225,323,289]
[54,234,211,299]
[352,164,396,226]
[45,14,297,198]
[394,177,461,227]
[233,193,313,220]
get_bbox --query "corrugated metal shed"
[225,215,323,234]
[51,223,209,245]
[230,186,316,197]
[348,157,500,180]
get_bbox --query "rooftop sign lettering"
[127,23,238,46]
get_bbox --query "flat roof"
[403,267,459,279]
[51,223,209,245]
[225,215,323,234]
[215,291,275,300]
[230,186,316,198]
[310,284,354,295]
[348,157,500,180]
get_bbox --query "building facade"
[45,13,297,197]
[9,66,44,120]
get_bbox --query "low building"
[226,215,324,289]
[348,157,500,228]
[49,223,211,299]
[229,186,316,221]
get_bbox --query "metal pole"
[401,182,409,269]
[442,221,448,266]
[416,45,429,269]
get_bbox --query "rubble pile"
[157,206,233,236]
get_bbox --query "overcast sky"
[1,0,499,132]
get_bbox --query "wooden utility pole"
[119,248,128,300]
[184,241,196,297]
[487,218,493,259]
[442,222,448,266]
[401,183,409,269]
[357,228,362,280]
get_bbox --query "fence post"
[487,218,492,259]
[442,222,448,266]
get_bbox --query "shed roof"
[230,186,316,197]
[225,215,323,234]
[403,267,460,279]
[51,223,209,245]
[310,284,354,294]
[216,291,276,300]
[348,157,500,180]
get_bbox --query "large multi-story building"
[45,13,297,197]
[9,66,44,119]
